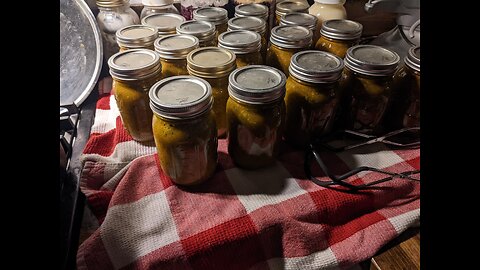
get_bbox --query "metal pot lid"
[60,0,103,108]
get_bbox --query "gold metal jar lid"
[108,49,161,81]
[280,12,317,32]
[270,25,312,49]
[234,3,269,21]
[141,13,186,36]
[320,19,363,40]
[227,16,267,36]
[155,34,200,60]
[176,20,216,43]
[96,0,125,8]
[404,46,420,72]
[344,45,400,76]
[275,1,309,16]
[289,50,344,83]
[149,75,213,119]
[218,30,261,54]
[187,47,236,78]
[228,65,286,104]
[193,7,228,26]
[116,25,159,49]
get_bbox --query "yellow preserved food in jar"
[218,30,262,68]
[227,65,286,169]
[141,13,185,37]
[193,7,228,38]
[284,50,344,148]
[108,49,162,142]
[187,47,236,138]
[116,25,158,52]
[315,19,363,58]
[280,12,320,45]
[275,1,309,26]
[154,34,199,77]
[149,76,218,185]
[266,25,312,75]
[176,20,217,47]
[227,16,268,64]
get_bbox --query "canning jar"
[315,19,363,58]
[280,12,319,45]
[140,0,179,19]
[227,65,286,169]
[176,20,217,47]
[154,34,199,77]
[116,24,158,51]
[266,25,312,75]
[193,7,228,38]
[141,13,186,37]
[218,30,262,68]
[187,47,236,137]
[227,16,268,63]
[234,3,269,34]
[149,76,218,185]
[284,50,344,148]
[108,49,162,142]
[275,0,309,26]
[342,45,400,134]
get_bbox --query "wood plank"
[370,233,420,270]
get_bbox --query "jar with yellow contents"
[218,30,262,68]
[108,49,162,142]
[149,76,218,185]
[116,25,158,51]
[141,13,185,37]
[154,34,199,78]
[227,65,286,169]
[266,25,312,75]
[193,7,228,38]
[275,0,309,26]
[280,12,319,45]
[315,19,363,58]
[187,47,236,138]
[227,16,268,63]
[176,20,217,47]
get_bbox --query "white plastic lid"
[314,0,345,4]
[142,0,173,6]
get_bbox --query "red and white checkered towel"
[77,87,420,270]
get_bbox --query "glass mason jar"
[341,45,400,135]
[315,19,363,58]
[284,50,344,148]
[227,65,286,169]
[96,0,140,62]
[154,34,199,77]
[275,0,309,26]
[234,3,270,36]
[227,16,268,64]
[140,0,179,19]
[108,49,162,142]
[280,12,319,45]
[266,25,312,75]
[115,24,158,51]
[149,75,218,185]
[218,30,263,68]
[193,7,228,38]
[187,47,236,138]
[176,20,217,47]
[141,13,186,37]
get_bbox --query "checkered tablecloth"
[77,82,420,270]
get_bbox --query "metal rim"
[154,34,200,60]
[288,50,344,83]
[270,25,312,49]
[344,45,400,76]
[218,30,261,54]
[227,16,266,35]
[320,19,363,41]
[187,47,236,78]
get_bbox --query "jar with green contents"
[284,50,344,148]
[227,65,286,169]
[275,1,309,26]
[116,25,158,51]
[187,47,236,138]
[227,16,268,63]
[218,30,262,68]
[234,3,269,37]
[342,45,400,134]
[315,19,363,58]
[193,7,228,38]
[108,49,162,142]
[149,76,218,185]
[176,20,217,47]
[154,34,199,78]
[141,13,186,37]
[280,12,319,45]
[266,25,312,75]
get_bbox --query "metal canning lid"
[187,47,236,78]
[96,0,125,8]
[193,7,228,25]
[344,45,400,76]
[227,17,266,35]
[404,46,420,72]
[320,19,363,40]
[228,65,286,104]
[149,75,213,119]
[280,12,317,31]
[177,20,216,42]
[270,25,312,49]
[235,3,269,21]
[218,30,261,54]
[108,49,161,80]
[275,1,309,16]
[141,13,186,36]
[116,25,158,48]
[289,50,344,83]
[154,34,199,60]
